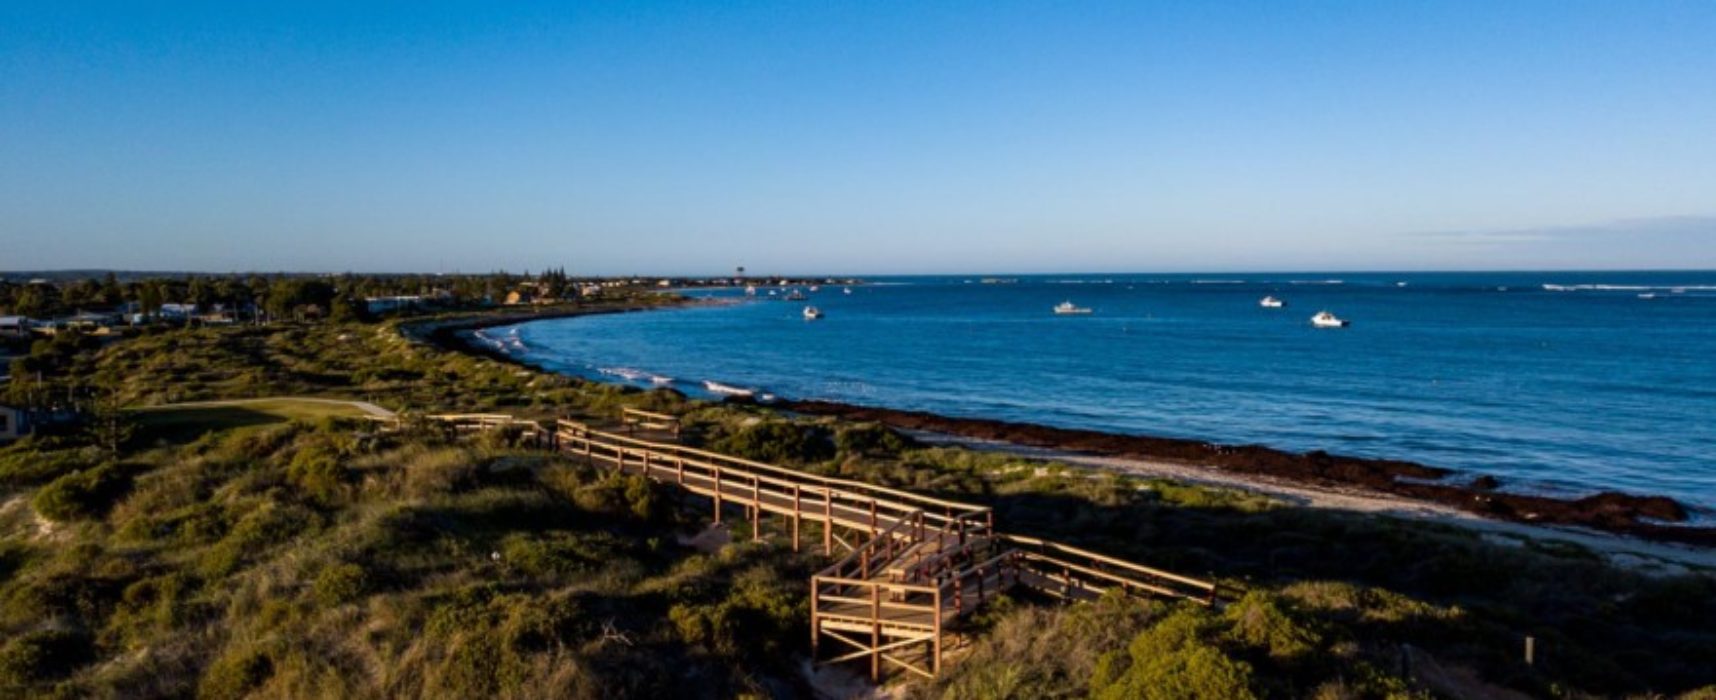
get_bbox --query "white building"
[0,316,28,338]
[0,405,30,443]
[365,295,426,314]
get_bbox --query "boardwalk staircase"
[426,413,1220,681]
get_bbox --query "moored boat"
[1053,301,1093,315]
[1259,295,1285,308]
[803,306,823,320]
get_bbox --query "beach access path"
[912,433,1716,575]
[136,397,397,419]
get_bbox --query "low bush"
[32,462,132,522]
[312,563,369,606]
[0,627,94,688]
[711,422,835,465]
[198,644,275,700]
[1090,607,1257,700]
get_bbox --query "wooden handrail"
[621,407,679,422]
[997,533,1216,594]
[559,422,987,533]
[559,420,988,514]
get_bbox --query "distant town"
[0,269,855,437]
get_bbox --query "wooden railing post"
[752,475,762,542]
[792,484,802,553]
[713,468,723,524]
[932,585,943,676]
[871,584,882,681]
[823,490,834,555]
[810,577,820,659]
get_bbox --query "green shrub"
[102,572,194,651]
[1090,607,1258,700]
[712,421,835,464]
[0,442,93,487]
[553,469,661,522]
[0,628,93,688]
[198,502,315,577]
[0,542,28,584]
[286,443,345,503]
[32,462,131,522]
[198,645,275,700]
[1223,592,1322,661]
[312,563,369,606]
[835,423,911,457]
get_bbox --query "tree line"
[0,269,580,321]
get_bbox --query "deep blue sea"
[486,272,1716,515]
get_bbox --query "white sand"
[912,433,1716,575]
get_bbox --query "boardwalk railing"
[414,412,1220,680]
[998,533,1219,605]
[620,407,681,436]
[556,419,991,552]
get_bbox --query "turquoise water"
[488,272,1716,514]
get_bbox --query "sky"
[2,1,1714,276]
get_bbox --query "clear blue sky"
[3,1,1714,275]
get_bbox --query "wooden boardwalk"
[420,411,1220,681]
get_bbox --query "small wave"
[471,329,524,354]
[702,380,756,397]
[649,375,675,386]
[1191,279,1245,284]
[1287,279,1344,285]
[1543,283,1716,292]
[599,367,649,381]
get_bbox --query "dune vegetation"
[1,315,1713,698]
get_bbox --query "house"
[197,307,238,325]
[365,295,426,315]
[0,405,30,443]
[158,303,199,320]
[66,310,121,332]
[0,316,28,339]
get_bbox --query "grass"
[2,318,1714,698]
[129,400,375,445]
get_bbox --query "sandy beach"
[912,432,1716,574]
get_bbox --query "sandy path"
[141,397,398,418]
[913,433,1716,574]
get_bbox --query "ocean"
[483,272,1716,515]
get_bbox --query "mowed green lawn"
[129,399,375,444]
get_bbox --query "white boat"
[1053,301,1093,315]
[744,285,757,296]
[1310,311,1350,328]
[803,306,823,320]
[843,287,852,295]
[808,285,820,292]
[784,290,808,301]
[1259,296,1285,308]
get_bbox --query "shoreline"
[415,303,1716,551]
[776,397,1716,548]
